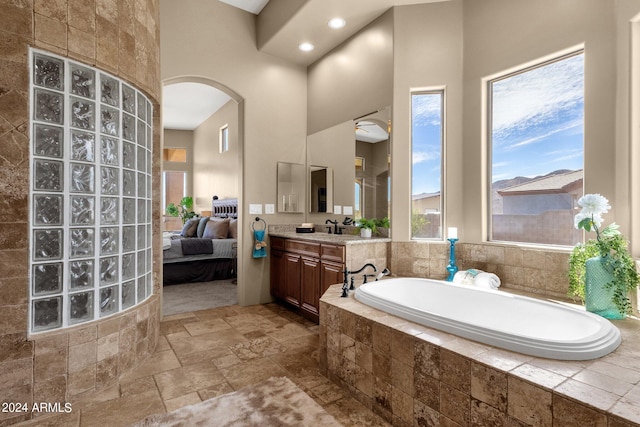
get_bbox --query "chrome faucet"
[341,263,378,297]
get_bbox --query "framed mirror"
[277,162,305,213]
[309,166,333,213]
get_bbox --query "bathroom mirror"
[277,161,305,213]
[309,166,333,213]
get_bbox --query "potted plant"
[356,217,377,238]
[166,196,197,224]
[568,193,639,318]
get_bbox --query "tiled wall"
[391,241,572,300]
[0,0,161,424]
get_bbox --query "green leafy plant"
[356,218,378,234]
[166,196,197,224]
[411,210,430,236]
[374,217,390,229]
[568,194,639,315]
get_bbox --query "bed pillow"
[203,218,230,239]
[228,218,238,239]
[196,216,210,238]
[180,218,200,237]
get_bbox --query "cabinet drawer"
[271,236,286,251]
[285,240,321,257]
[321,244,345,262]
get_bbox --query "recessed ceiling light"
[298,42,315,52]
[328,17,346,29]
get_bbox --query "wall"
[193,99,239,212]
[0,0,162,424]
[160,0,308,306]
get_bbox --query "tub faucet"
[325,219,340,234]
[341,263,377,297]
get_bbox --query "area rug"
[162,279,238,316]
[131,377,342,427]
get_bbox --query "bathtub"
[354,277,621,360]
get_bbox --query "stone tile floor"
[18,303,390,427]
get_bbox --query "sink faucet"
[325,219,341,234]
[341,263,377,297]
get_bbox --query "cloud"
[492,53,584,144]
[413,150,440,164]
[503,119,582,150]
[412,93,442,127]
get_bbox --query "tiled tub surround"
[320,284,640,426]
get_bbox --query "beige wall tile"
[508,377,552,427]
[35,13,67,49]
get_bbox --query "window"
[219,124,229,153]
[411,91,444,239]
[489,51,584,246]
[162,148,187,162]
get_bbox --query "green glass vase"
[585,256,624,319]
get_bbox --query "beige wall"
[0,1,162,423]
[160,0,308,306]
[193,99,239,212]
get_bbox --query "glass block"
[137,225,146,249]
[122,281,135,309]
[100,197,119,224]
[147,100,152,123]
[32,263,63,295]
[146,272,152,296]
[101,167,119,195]
[32,297,62,331]
[137,275,145,301]
[100,286,118,317]
[122,226,136,252]
[137,251,145,277]
[34,54,64,90]
[146,126,152,153]
[101,136,118,165]
[137,199,145,223]
[137,120,145,147]
[71,64,95,99]
[146,248,152,269]
[70,98,95,130]
[70,130,95,161]
[137,146,145,171]
[137,173,145,198]
[100,256,118,285]
[34,194,63,226]
[70,163,95,193]
[100,74,119,107]
[69,291,94,324]
[123,198,135,224]
[101,105,119,136]
[70,259,93,289]
[70,196,95,225]
[34,159,63,191]
[146,150,152,174]
[122,253,135,279]
[122,113,135,142]
[146,200,151,222]
[33,229,62,260]
[33,124,63,158]
[147,173,152,197]
[122,84,135,114]
[123,170,135,196]
[137,92,146,120]
[123,142,135,169]
[69,228,94,258]
[100,227,118,255]
[34,89,63,124]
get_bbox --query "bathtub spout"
[375,268,391,280]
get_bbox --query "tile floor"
[18,303,390,427]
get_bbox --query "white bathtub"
[354,277,621,360]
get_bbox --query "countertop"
[268,231,390,245]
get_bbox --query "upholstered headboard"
[212,196,238,218]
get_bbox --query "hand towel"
[253,229,267,258]
[474,272,501,289]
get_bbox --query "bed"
[162,197,238,286]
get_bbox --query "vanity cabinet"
[270,236,345,322]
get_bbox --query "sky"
[411,52,584,195]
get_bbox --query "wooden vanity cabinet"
[270,236,345,323]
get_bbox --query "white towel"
[453,269,480,286]
[474,272,501,289]
[162,237,171,250]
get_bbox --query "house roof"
[498,170,583,195]
[412,191,440,201]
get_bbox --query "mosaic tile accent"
[29,49,153,333]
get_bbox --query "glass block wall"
[29,49,153,333]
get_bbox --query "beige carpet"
[162,279,238,316]
[131,376,342,427]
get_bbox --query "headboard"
[212,196,238,218]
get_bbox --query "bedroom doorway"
[161,77,244,315]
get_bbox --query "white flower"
[577,194,610,216]
[574,212,590,229]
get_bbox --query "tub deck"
[319,283,640,426]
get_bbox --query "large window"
[411,91,444,239]
[489,51,584,246]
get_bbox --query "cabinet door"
[270,249,286,300]
[284,253,302,307]
[321,260,345,297]
[300,256,321,317]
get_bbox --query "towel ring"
[252,217,266,232]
